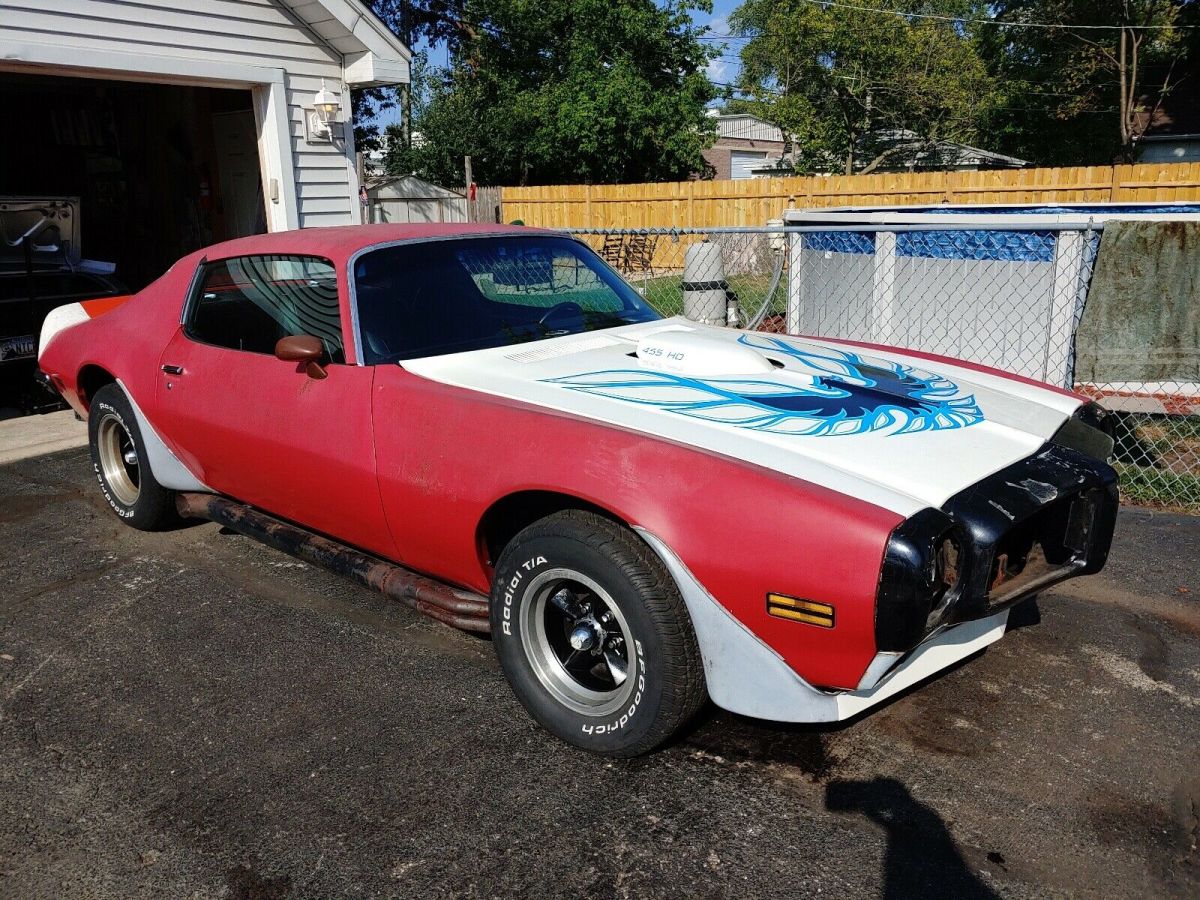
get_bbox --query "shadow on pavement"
[826,777,998,899]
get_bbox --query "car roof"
[196,223,559,263]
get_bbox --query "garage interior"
[1,72,267,292]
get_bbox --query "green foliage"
[979,0,1194,164]
[384,0,718,186]
[382,49,437,175]
[729,0,1002,174]
[351,86,395,154]
[360,0,1195,177]
[1114,462,1200,510]
[728,0,1195,169]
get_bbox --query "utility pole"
[464,155,474,222]
[403,82,412,148]
[397,1,414,150]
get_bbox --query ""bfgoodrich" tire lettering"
[581,639,645,734]
[93,402,136,519]
[488,510,705,756]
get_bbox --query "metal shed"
[366,176,468,224]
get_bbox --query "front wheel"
[490,510,706,757]
[88,383,177,530]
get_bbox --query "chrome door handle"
[161,364,184,375]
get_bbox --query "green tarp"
[1075,221,1200,384]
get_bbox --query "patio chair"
[621,232,659,275]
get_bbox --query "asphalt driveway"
[1,447,1197,898]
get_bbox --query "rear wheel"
[491,510,706,757]
[88,383,177,530]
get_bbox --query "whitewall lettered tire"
[87,383,178,531]
[490,510,706,757]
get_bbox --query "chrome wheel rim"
[97,414,140,506]
[519,568,637,717]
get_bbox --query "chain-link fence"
[569,226,1199,513]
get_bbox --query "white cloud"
[706,57,729,83]
[699,11,739,86]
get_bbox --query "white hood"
[403,319,1082,517]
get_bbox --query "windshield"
[352,235,659,362]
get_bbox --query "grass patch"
[1113,462,1200,511]
[1111,413,1200,511]
[634,272,786,320]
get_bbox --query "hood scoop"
[636,329,781,377]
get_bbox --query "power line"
[708,80,1119,114]
[709,48,1124,96]
[701,1,1196,32]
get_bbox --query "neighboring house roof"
[276,0,411,87]
[713,114,787,144]
[367,175,465,200]
[1140,133,1200,144]
[862,129,1029,171]
[1136,73,1200,140]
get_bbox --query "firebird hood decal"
[402,319,1083,516]
[543,336,984,437]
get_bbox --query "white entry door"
[212,109,266,238]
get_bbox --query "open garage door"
[0,73,267,292]
[0,73,270,414]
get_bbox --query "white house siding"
[0,0,377,228]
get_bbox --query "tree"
[383,0,718,186]
[729,0,1002,174]
[354,1,474,152]
[980,0,1194,163]
[382,49,437,174]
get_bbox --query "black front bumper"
[876,442,1119,653]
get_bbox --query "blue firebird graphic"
[542,334,984,437]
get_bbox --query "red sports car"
[38,224,1118,756]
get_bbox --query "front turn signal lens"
[767,593,835,628]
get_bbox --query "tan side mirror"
[274,335,328,380]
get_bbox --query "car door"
[154,253,394,559]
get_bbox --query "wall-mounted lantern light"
[305,79,342,143]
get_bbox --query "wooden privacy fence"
[501,162,1200,230]
[470,185,504,223]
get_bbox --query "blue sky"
[702,0,744,88]
[376,1,744,127]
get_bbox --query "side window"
[186,255,344,362]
